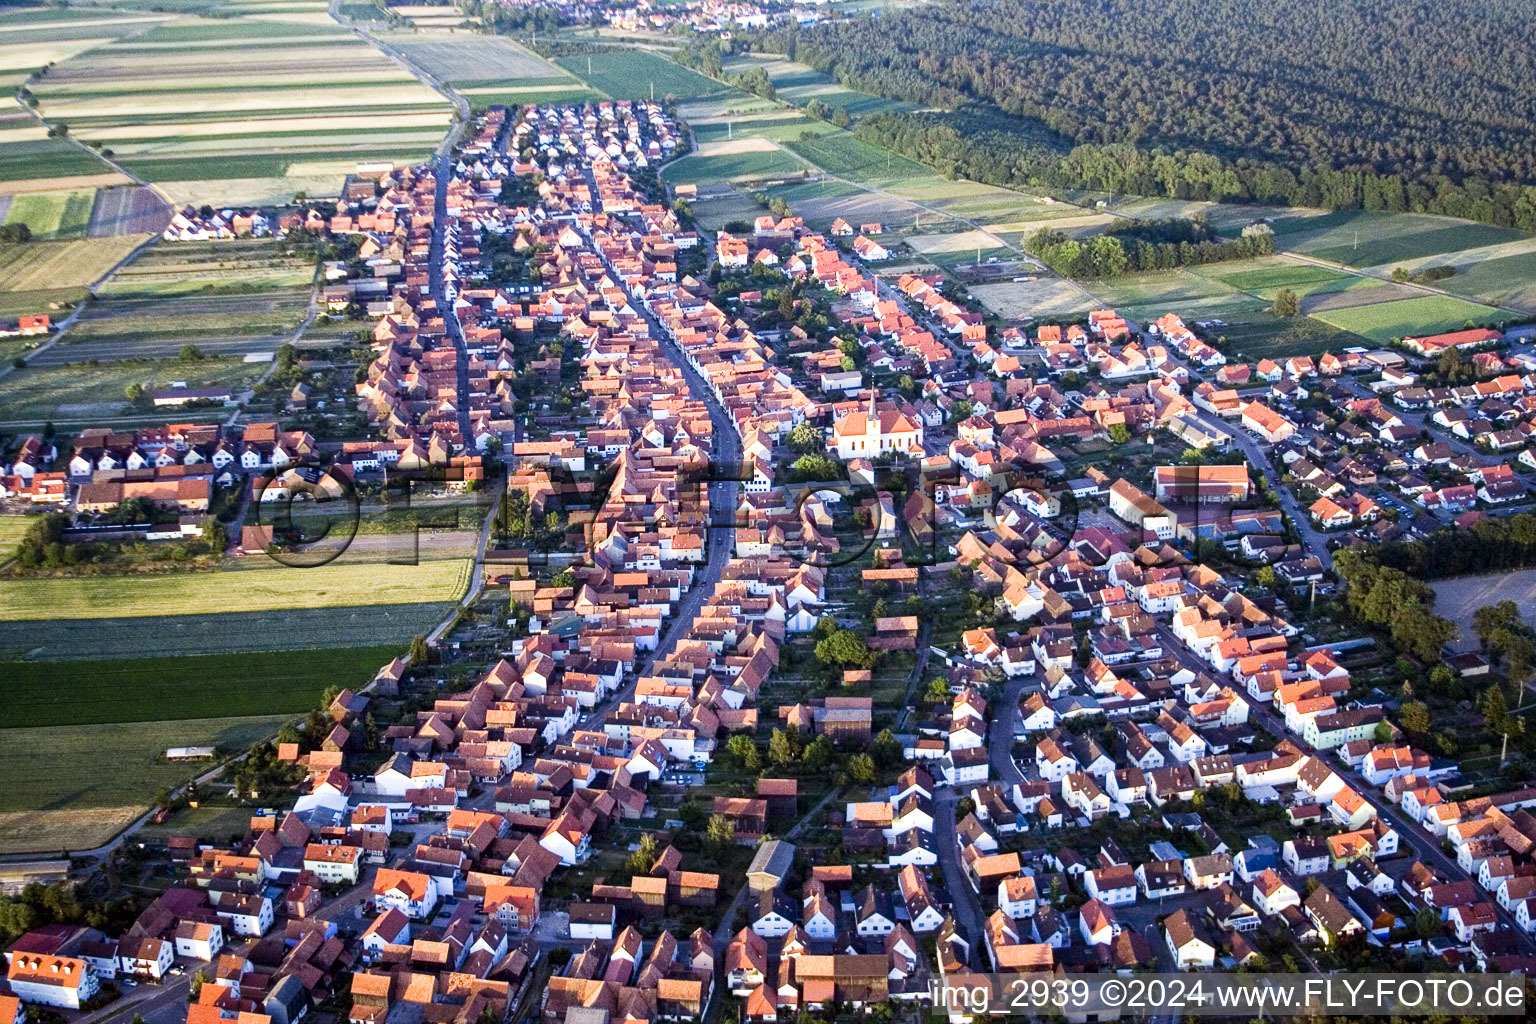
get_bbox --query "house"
[568,902,616,941]
[1304,885,1364,945]
[1163,909,1216,969]
[303,843,362,885]
[373,868,439,919]
[173,921,224,961]
[747,840,795,893]
[1084,865,1137,906]
[118,937,174,979]
[1065,899,1113,951]
[1284,838,1330,876]
[1251,869,1300,917]
[6,955,98,1010]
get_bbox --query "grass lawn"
[135,802,255,844]
[0,558,471,620]
[1310,294,1506,344]
[2,189,96,239]
[1213,263,1349,293]
[0,644,401,728]
[558,50,731,101]
[0,715,287,853]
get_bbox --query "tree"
[924,677,951,703]
[1414,906,1442,939]
[124,382,144,403]
[725,734,761,773]
[768,728,799,766]
[1255,565,1276,588]
[1272,288,1301,317]
[1373,720,1394,744]
[814,628,873,668]
[846,753,876,783]
[179,343,204,362]
[1399,700,1431,735]
[407,634,431,666]
[627,833,659,874]
[1480,683,1509,732]
[550,568,576,588]
[705,814,735,846]
[1108,423,1132,445]
[803,735,834,772]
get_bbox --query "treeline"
[1332,548,1459,663]
[853,109,1536,232]
[1372,514,1536,579]
[748,0,1536,230]
[1026,218,1275,278]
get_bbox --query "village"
[4,87,1536,1024]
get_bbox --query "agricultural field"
[1,188,96,239]
[692,113,830,145]
[98,238,316,298]
[687,187,767,233]
[1215,316,1364,361]
[28,17,453,203]
[379,30,599,108]
[380,30,566,82]
[50,289,310,363]
[0,515,31,569]
[1438,250,1536,311]
[558,49,731,101]
[0,715,287,854]
[784,132,930,190]
[663,143,809,185]
[0,644,401,728]
[0,5,173,85]
[0,557,471,620]
[722,55,909,119]
[0,355,263,422]
[1309,293,1506,344]
[0,233,149,317]
[87,184,174,237]
[0,602,459,661]
[1269,209,1528,270]
[969,277,1094,320]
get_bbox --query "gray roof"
[747,838,795,880]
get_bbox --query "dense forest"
[1027,216,1276,278]
[748,0,1536,229]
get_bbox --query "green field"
[0,137,117,183]
[0,602,459,660]
[663,147,809,184]
[0,715,287,853]
[0,516,32,568]
[693,115,830,145]
[2,189,96,239]
[1213,263,1349,293]
[0,558,471,620]
[1219,316,1367,361]
[785,132,930,188]
[26,16,450,200]
[1271,210,1528,269]
[1439,250,1536,310]
[0,645,401,728]
[0,357,262,421]
[558,50,730,101]
[1309,294,1506,344]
